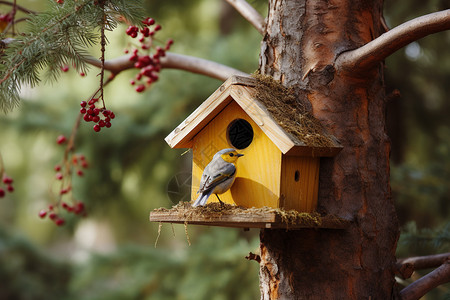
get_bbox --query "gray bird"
[192,148,244,207]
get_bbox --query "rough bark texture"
[259,0,400,299]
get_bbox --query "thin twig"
[99,5,106,108]
[336,10,450,73]
[396,253,450,279]
[399,260,450,300]
[224,0,265,35]
[0,0,36,14]
[85,52,248,81]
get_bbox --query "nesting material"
[252,74,335,148]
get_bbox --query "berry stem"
[99,4,107,109]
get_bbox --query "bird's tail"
[192,190,213,207]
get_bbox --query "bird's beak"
[237,153,244,157]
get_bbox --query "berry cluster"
[80,98,115,132]
[39,201,86,226]
[38,135,88,226]
[0,174,14,198]
[125,17,173,93]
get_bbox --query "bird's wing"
[198,163,236,193]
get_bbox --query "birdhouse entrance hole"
[294,170,300,182]
[227,118,253,149]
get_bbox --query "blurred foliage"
[0,0,448,299]
[68,228,259,300]
[0,227,71,300]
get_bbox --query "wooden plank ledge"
[149,202,351,229]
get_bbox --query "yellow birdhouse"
[165,76,342,213]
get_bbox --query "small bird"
[192,148,244,207]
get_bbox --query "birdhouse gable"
[165,75,342,157]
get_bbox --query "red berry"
[124,49,129,54]
[7,185,14,193]
[110,112,115,119]
[74,202,85,214]
[61,65,69,72]
[98,120,106,127]
[48,204,54,210]
[39,210,47,218]
[55,218,65,226]
[83,114,91,122]
[93,124,101,132]
[80,108,87,114]
[60,188,69,195]
[0,188,5,198]
[56,135,66,145]
[135,85,145,93]
[49,212,57,220]
[154,24,161,31]
[77,170,84,176]
[165,39,174,50]
[56,173,63,180]
[81,161,89,168]
[80,101,87,107]
[92,116,100,123]
[105,121,112,128]
[2,176,13,184]
[140,27,150,37]
[80,72,85,77]
[62,202,69,209]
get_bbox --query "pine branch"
[336,10,450,73]
[0,0,146,113]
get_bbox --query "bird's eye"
[229,153,234,157]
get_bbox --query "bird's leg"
[215,194,225,207]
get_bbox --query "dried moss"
[156,202,325,227]
[251,73,334,148]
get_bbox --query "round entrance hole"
[227,119,254,149]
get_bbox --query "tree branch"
[399,260,450,300]
[85,52,249,81]
[396,253,450,279]
[336,10,450,73]
[224,0,265,35]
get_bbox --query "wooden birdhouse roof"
[165,75,342,157]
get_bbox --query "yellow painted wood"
[280,156,320,212]
[191,101,282,208]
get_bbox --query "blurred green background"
[0,0,449,299]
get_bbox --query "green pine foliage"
[0,0,145,112]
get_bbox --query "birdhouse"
[165,75,342,213]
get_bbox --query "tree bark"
[258,0,400,298]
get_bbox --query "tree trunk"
[258,0,400,299]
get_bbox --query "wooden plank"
[281,156,320,212]
[149,205,351,229]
